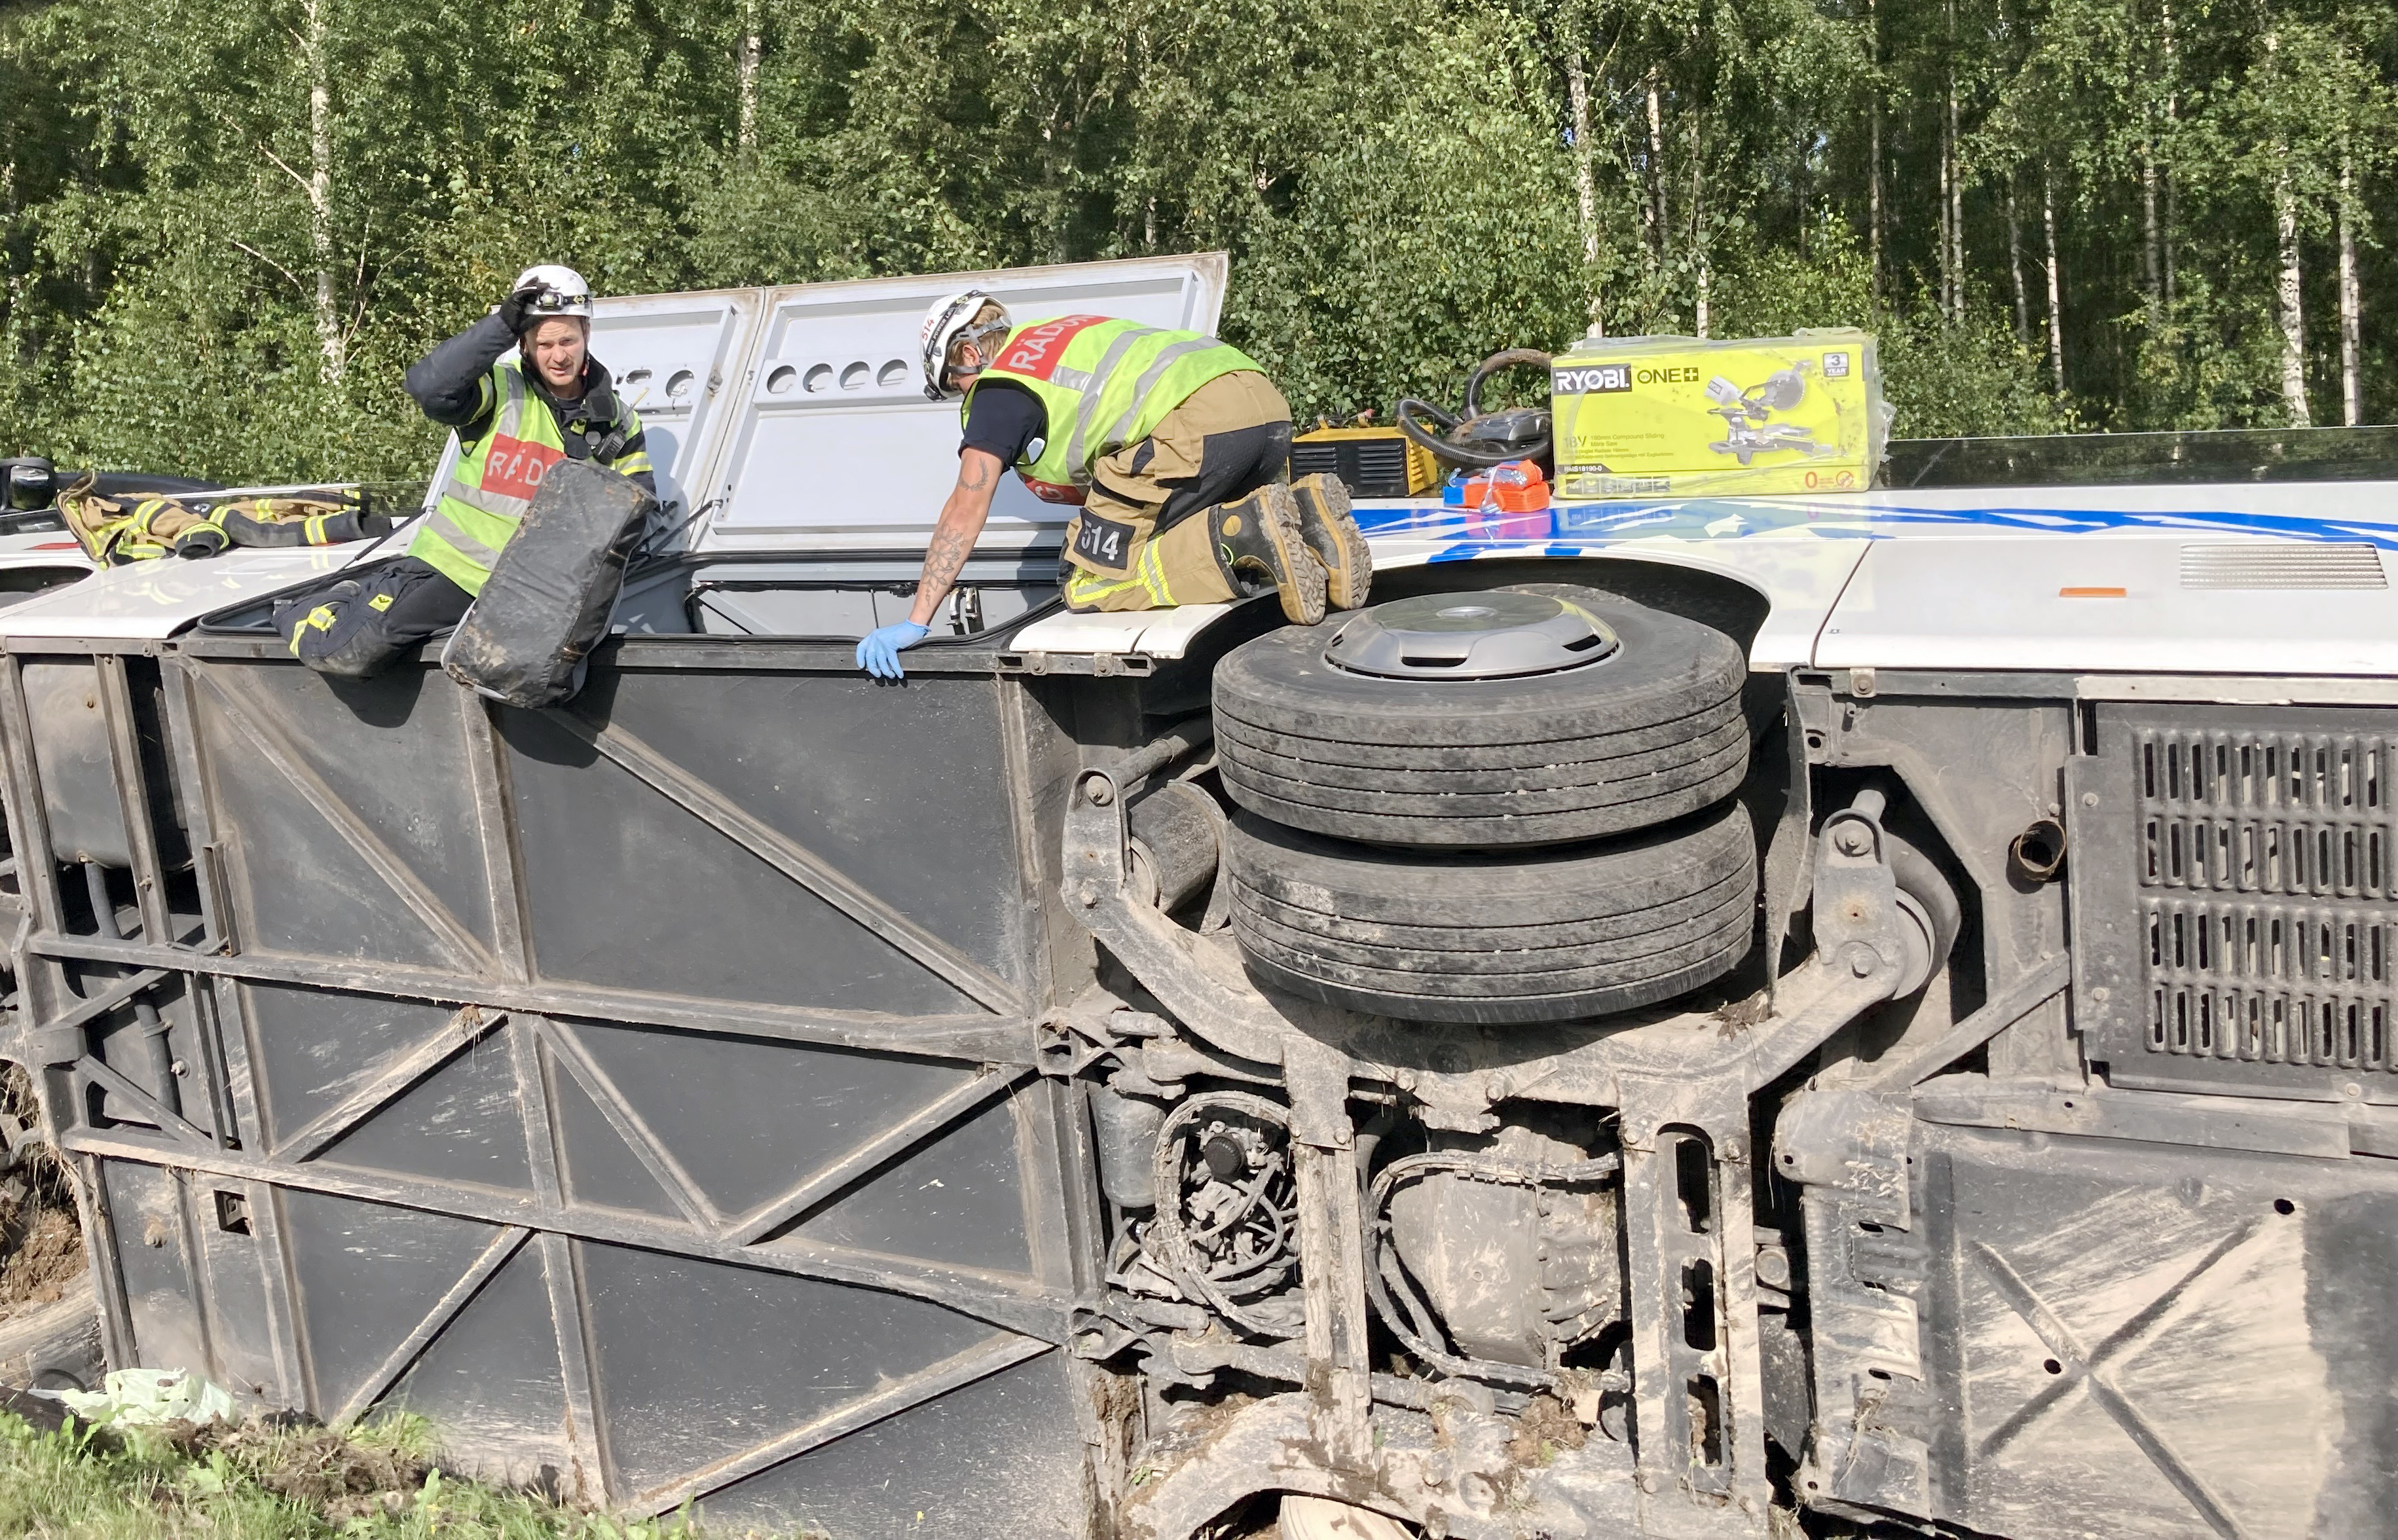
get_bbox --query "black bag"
[440,458,656,708]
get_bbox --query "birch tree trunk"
[1943,0,1963,322]
[2043,164,2066,396]
[1947,98,1964,319]
[2162,0,2179,305]
[2141,151,2162,324]
[1868,0,1883,305]
[2340,154,2361,426]
[2007,174,2029,342]
[1566,43,1604,333]
[2276,166,2310,426]
[1689,110,1708,338]
[737,0,762,153]
[2264,28,2308,426]
[1645,66,1668,277]
[1939,103,1955,320]
[303,0,341,384]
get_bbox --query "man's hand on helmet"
[496,282,549,335]
[500,265,595,333]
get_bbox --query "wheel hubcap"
[1323,591,1621,679]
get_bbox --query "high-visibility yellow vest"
[961,317,1257,503]
[409,359,650,595]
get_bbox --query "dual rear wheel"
[1211,585,1760,1025]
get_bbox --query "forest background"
[0,0,2387,485]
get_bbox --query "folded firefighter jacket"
[56,478,390,566]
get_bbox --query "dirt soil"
[1505,1391,1590,1468]
[0,1062,86,1320]
[164,1418,438,1522]
[0,1207,84,1312]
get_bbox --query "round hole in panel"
[620,368,653,389]
[839,361,870,392]
[877,359,909,388]
[666,370,695,399]
[803,363,834,394]
[765,365,798,395]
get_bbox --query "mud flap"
[441,459,656,708]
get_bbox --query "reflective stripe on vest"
[408,360,641,596]
[961,317,1259,498]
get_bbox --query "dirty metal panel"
[237,985,479,1152]
[1923,1128,2395,1540]
[276,1188,517,1415]
[695,1351,1090,1538]
[501,664,1035,1014]
[1788,1094,2398,1539]
[101,1162,211,1374]
[20,659,132,866]
[697,254,1229,552]
[189,1175,288,1404]
[38,640,1097,1530]
[379,1239,570,1488]
[2073,703,2398,1103]
[183,662,498,975]
[575,1240,1021,1495]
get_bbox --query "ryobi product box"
[1549,329,1888,498]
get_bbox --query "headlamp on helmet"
[509,264,595,325]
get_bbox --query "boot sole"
[1291,474,1372,611]
[1258,484,1328,626]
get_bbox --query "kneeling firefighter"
[279,265,655,674]
[854,292,1371,679]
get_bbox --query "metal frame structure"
[0,630,1116,1531]
[3,594,2394,1539]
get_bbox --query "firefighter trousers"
[1061,370,1293,613]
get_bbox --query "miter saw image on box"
[1548,328,1889,498]
[1704,365,1840,466]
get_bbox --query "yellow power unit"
[1291,424,1441,498]
[1549,329,1889,499]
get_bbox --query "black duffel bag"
[441,459,657,708]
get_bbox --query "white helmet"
[919,289,1011,401]
[511,264,593,325]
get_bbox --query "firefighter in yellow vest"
[282,265,655,674]
[855,291,1370,678]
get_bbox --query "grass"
[0,1410,729,1540]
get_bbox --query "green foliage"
[0,0,2390,483]
[0,1410,726,1539]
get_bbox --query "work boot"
[1211,483,1327,626]
[1289,472,1372,611]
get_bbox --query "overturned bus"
[0,253,2391,1539]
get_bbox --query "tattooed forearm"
[910,450,1003,623]
[917,526,972,615]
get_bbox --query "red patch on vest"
[1018,473,1088,505]
[481,435,563,501]
[997,316,1109,381]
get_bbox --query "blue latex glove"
[857,620,931,679]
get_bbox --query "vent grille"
[1291,439,1418,498]
[2180,542,2386,589]
[2130,722,2397,1078]
[2145,902,2391,1071]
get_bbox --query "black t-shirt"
[959,380,1047,467]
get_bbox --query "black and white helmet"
[918,289,1012,401]
[511,264,594,323]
